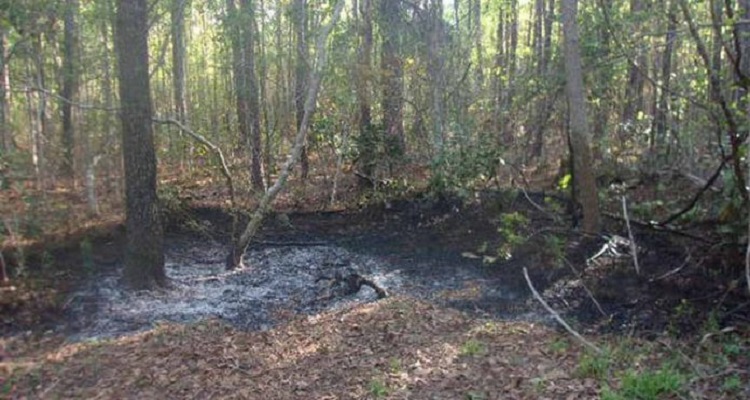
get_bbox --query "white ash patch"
[67,239,404,341]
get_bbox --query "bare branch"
[226,0,346,270]
[152,117,235,206]
[622,196,640,275]
[523,267,602,354]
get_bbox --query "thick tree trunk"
[240,0,265,190]
[561,0,600,233]
[356,0,373,135]
[294,0,310,179]
[115,0,166,289]
[61,0,80,179]
[227,0,345,270]
[428,0,446,155]
[379,0,405,160]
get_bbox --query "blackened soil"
[5,190,749,338]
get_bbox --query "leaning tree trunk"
[561,0,600,233]
[115,0,166,289]
[226,0,345,270]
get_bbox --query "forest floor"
[1,171,749,398]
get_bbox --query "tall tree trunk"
[379,0,405,163]
[171,0,189,124]
[115,0,166,289]
[31,36,47,188]
[622,0,646,125]
[561,0,601,232]
[61,0,80,180]
[226,0,248,158]
[543,0,555,70]
[0,27,9,154]
[354,0,374,177]
[428,0,445,156]
[680,0,748,202]
[473,0,484,88]
[492,3,505,136]
[227,0,345,270]
[240,0,264,190]
[652,1,677,154]
[171,0,190,170]
[294,0,310,179]
[356,0,373,134]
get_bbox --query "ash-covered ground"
[66,228,532,341]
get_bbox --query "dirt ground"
[1,181,749,398]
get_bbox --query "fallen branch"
[563,258,608,318]
[602,212,712,243]
[316,272,388,299]
[523,267,602,354]
[622,196,640,275]
[153,117,235,205]
[650,252,691,282]
[226,0,346,270]
[658,159,725,226]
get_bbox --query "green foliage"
[460,338,486,357]
[80,238,94,275]
[496,212,529,260]
[542,234,566,264]
[428,138,503,196]
[388,358,402,374]
[557,173,572,191]
[354,123,404,180]
[368,378,389,398]
[722,374,743,393]
[577,349,611,380]
[465,391,485,400]
[548,338,570,353]
[603,365,685,400]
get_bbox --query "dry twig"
[622,196,640,275]
[523,267,602,354]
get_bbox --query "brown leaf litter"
[2,296,597,399]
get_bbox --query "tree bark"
[171,0,189,125]
[561,0,601,233]
[0,27,9,154]
[622,0,646,126]
[294,0,310,179]
[115,0,166,289]
[428,0,445,155]
[61,0,80,179]
[240,0,264,190]
[227,0,345,270]
[379,0,405,160]
[652,1,677,152]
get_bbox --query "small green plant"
[460,338,486,357]
[722,374,742,393]
[388,358,402,373]
[368,378,389,398]
[496,212,529,260]
[549,338,570,353]
[577,349,611,380]
[80,238,95,275]
[542,233,566,264]
[617,365,685,400]
[40,250,55,272]
[465,391,485,400]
